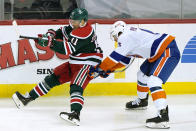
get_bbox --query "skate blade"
[59,114,80,126]
[125,106,147,110]
[12,93,24,109]
[146,122,170,129]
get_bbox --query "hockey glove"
[36,34,53,47]
[88,66,110,79]
[46,29,56,38]
[88,66,99,79]
[100,70,110,78]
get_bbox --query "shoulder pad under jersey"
[70,23,93,39]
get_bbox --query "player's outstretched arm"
[47,24,72,40]
[36,34,74,56]
[88,51,130,79]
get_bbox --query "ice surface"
[0,95,196,131]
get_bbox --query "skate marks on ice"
[113,95,196,131]
[113,121,196,131]
[0,95,196,131]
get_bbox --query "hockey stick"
[19,35,39,40]
[90,57,135,79]
[110,57,135,73]
[12,20,20,39]
[12,20,39,41]
[20,34,134,73]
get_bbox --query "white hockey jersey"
[116,27,175,62]
[99,27,175,71]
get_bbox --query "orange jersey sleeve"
[99,51,131,71]
[99,57,118,71]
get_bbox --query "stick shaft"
[19,35,38,40]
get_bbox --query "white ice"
[0,95,196,131]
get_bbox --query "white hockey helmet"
[110,21,126,41]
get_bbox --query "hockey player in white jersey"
[88,21,180,129]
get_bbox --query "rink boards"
[0,82,196,97]
[0,19,196,97]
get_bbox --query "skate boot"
[126,94,148,110]
[60,111,80,126]
[12,91,33,109]
[146,106,169,129]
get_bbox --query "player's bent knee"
[137,70,148,83]
[137,70,145,79]
[70,84,84,95]
[44,73,60,89]
[147,75,163,88]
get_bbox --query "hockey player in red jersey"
[89,21,180,129]
[12,8,103,126]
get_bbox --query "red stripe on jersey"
[71,23,93,38]
[76,66,90,85]
[64,41,71,55]
[71,99,84,105]
[35,86,44,96]
[76,70,87,85]
[76,53,103,58]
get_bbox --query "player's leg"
[12,62,71,108]
[146,75,169,129]
[146,41,180,129]
[126,60,151,110]
[60,64,91,126]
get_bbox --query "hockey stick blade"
[12,20,20,39]
[19,35,39,40]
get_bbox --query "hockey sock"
[137,70,149,99]
[29,81,50,99]
[148,75,167,110]
[70,92,84,112]
[150,87,167,110]
[137,80,149,99]
[29,73,60,100]
[70,84,84,112]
